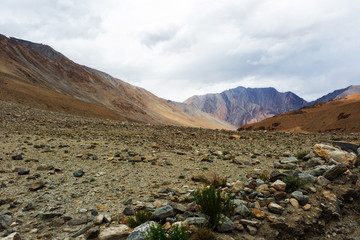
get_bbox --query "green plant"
[178,174,185,179]
[295,150,310,159]
[193,185,235,228]
[143,224,167,240]
[202,167,208,170]
[127,210,152,228]
[144,224,189,240]
[190,226,216,240]
[259,173,270,182]
[282,175,305,193]
[168,225,189,240]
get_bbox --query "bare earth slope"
[184,86,307,126]
[0,34,234,130]
[239,94,360,133]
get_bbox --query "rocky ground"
[1,100,360,240]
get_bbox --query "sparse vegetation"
[282,175,305,193]
[143,224,189,240]
[126,210,152,228]
[209,173,227,188]
[295,150,310,159]
[193,185,235,228]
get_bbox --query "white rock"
[314,144,356,166]
[98,225,130,240]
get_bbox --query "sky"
[0,0,359,102]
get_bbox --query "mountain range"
[0,34,235,130]
[184,85,360,127]
[1,34,359,133]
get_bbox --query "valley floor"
[1,100,360,240]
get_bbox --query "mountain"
[184,86,308,126]
[310,85,360,105]
[0,34,235,130]
[239,94,360,133]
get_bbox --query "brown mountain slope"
[0,34,235,129]
[239,94,360,133]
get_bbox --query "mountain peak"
[10,37,65,60]
[184,86,307,126]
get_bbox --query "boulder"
[323,163,348,180]
[271,180,286,192]
[268,202,284,214]
[98,225,130,240]
[314,144,356,166]
[217,217,235,232]
[151,205,175,221]
[127,221,156,240]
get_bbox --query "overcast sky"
[1,0,359,101]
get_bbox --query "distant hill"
[184,86,308,126]
[239,94,360,133]
[309,85,360,105]
[0,34,235,130]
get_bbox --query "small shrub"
[282,175,305,193]
[168,225,189,240]
[144,224,189,240]
[127,210,152,228]
[209,173,227,188]
[295,150,310,160]
[193,185,235,228]
[143,224,167,240]
[178,174,185,179]
[190,227,216,240]
[202,167,208,170]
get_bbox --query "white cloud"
[0,0,359,101]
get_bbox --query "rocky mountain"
[0,34,235,130]
[239,94,360,133]
[310,85,360,105]
[184,86,308,126]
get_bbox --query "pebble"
[73,169,85,177]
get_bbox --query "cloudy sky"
[1,0,359,101]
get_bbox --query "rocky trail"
[1,100,360,240]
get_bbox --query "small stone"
[85,227,100,239]
[98,225,130,240]
[1,232,21,240]
[232,181,245,192]
[247,225,257,235]
[72,225,92,238]
[271,180,286,192]
[217,217,235,232]
[17,168,30,175]
[185,217,208,226]
[95,215,104,225]
[123,206,135,216]
[317,176,331,186]
[274,191,287,201]
[239,219,260,227]
[291,191,309,206]
[268,202,284,215]
[289,198,299,208]
[252,209,265,219]
[235,203,250,217]
[0,214,12,229]
[303,204,311,211]
[279,157,298,164]
[234,222,245,231]
[12,154,23,160]
[73,169,85,177]
[104,215,112,223]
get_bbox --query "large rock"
[98,225,130,240]
[151,205,175,221]
[271,180,286,192]
[323,163,348,180]
[217,217,235,232]
[314,144,356,166]
[127,221,156,240]
[268,202,284,214]
[235,203,250,217]
[0,214,12,229]
[1,232,21,240]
